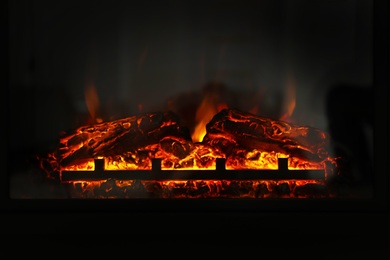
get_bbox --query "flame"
[192,95,228,143]
[84,82,103,123]
[37,107,340,199]
[280,71,296,122]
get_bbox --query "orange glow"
[42,109,335,174]
[58,151,325,172]
[248,105,259,115]
[280,71,296,122]
[84,82,103,123]
[192,94,228,142]
[37,105,340,199]
[65,179,332,199]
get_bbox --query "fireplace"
[3,0,388,220]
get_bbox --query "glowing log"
[203,109,330,163]
[61,158,325,181]
[55,111,192,168]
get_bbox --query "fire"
[192,90,228,142]
[67,179,329,199]
[37,107,340,199]
[84,82,103,123]
[280,71,296,122]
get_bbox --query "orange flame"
[280,71,296,122]
[84,82,103,123]
[37,107,340,199]
[192,95,227,142]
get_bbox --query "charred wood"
[203,109,331,162]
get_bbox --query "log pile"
[36,108,340,198]
[39,108,334,178]
[50,111,195,170]
[203,109,330,162]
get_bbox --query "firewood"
[202,109,330,162]
[56,111,193,167]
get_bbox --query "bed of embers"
[37,108,343,199]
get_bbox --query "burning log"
[37,107,340,200]
[203,108,330,163]
[40,108,335,175]
[50,111,193,170]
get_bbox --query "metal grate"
[61,157,325,182]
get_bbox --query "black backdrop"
[1,0,389,252]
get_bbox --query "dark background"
[6,0,377,199]
[2,0,389,249]
[8,0,373,149]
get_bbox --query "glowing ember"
[38,108,340,199]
